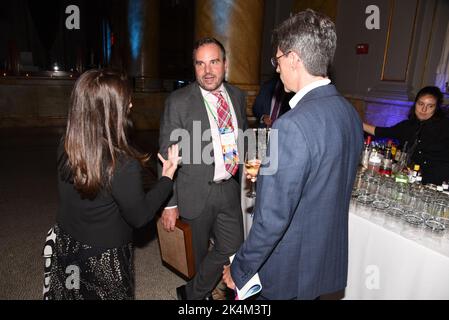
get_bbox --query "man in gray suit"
[159,38,248,300]
[223,10,363,300]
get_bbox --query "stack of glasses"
[352,169,449,232]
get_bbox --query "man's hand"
[161,207,179,232]
[222,264,236,290]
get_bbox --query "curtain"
[435,21,449,92]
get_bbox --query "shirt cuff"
[165,205,178,209]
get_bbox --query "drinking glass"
[438,200,449,227]
[386,207,404,218]
[432,200,449,230]
[371,177,391,211]
[245,152,261,198]
[403,210,424,226]
[425,219,446,232]
[356,175,374,205]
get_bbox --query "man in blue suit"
[223,9,363,300]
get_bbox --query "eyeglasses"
[270,51,291,68]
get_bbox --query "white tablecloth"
[344,201,449,300]
[241,184,449,299]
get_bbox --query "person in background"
[223,9,363,300]
[252,74,294,128]
[43,69,180,300]
[158,37,248,300]
[363,86,449,185]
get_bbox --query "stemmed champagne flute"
[245,151,261,198]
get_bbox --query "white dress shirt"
[164,84,240,210]
[289,78,331,109]
[200,84,239,182]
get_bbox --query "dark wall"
[0,0,195,79]
[159,0,194,81]
[1,0,447,96]
[333,0,449,98]
[0,0,108,73]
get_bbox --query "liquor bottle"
[390,140,397,160]
[394,148,401,163]
[395,170,409,184]
[442,181,449,196]
[368,148,382,175]
[415,171,423,185]
[379,142,386,157]
[396,141,408,172]
[379,144,393,176]
[442,181,449,192]
[409,164,421,184]
[361,136,372,169]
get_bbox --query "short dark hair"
[408,86,445,121]
[272,9,336,77]
[192,37,226,63]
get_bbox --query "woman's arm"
[112,159,174,229]
[363,122,376,136]
[112,146,180,229]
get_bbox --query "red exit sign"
[356,44,369,54]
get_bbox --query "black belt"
[209,179,232,185]
[208,171,240,185]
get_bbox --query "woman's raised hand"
[158,144,181,180]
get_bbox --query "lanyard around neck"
[203,91,232,125]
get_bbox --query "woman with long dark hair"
[43,69,180,300]
[363,86,449,185]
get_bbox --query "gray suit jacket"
[159,82,248,219]
[231,84,363,299]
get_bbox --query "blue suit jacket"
[231,84,363,299]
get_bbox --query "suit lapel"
[189,82,211,134]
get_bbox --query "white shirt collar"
[289,79,331,109]
[199,83,226,98]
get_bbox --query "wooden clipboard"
[156,218,195,280]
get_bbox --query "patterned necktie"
[270,81,284,123]
[213,91,239,176]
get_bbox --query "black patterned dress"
[43,224,134,300]
[44,146,173,300]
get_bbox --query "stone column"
[194,0,265,125]
[126,0,160,92]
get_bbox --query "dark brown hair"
[408,86,445,121]
[192,37,226,63]
[61,69,148,199]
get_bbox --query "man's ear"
[224,59,229,80]
[290,51,301,66]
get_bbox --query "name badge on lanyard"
[219,127,238,161]
[203,95,239,164]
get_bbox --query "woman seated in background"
[363,86,449,185]
[43,69,180,300]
